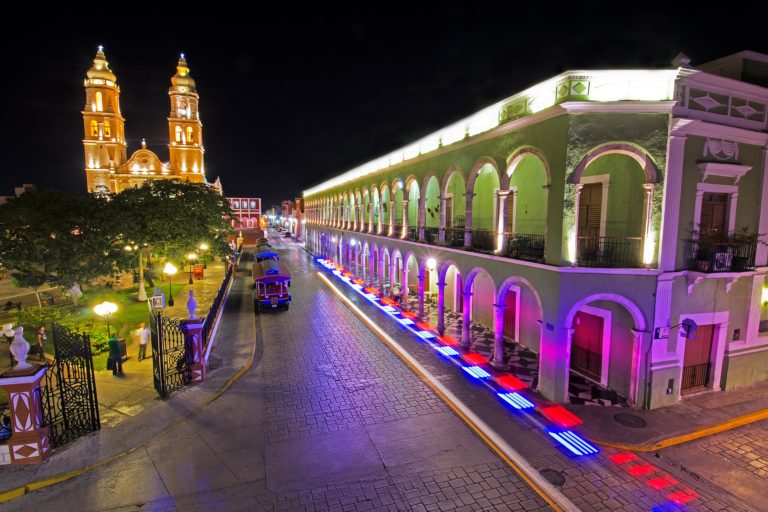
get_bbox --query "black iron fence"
[405,227,419,241]
[423,227,440,245]
[202,263,235,350]
[40,324,100,448]
[445,227,465,247]
[470,229,495,252]
[390,223,403,237]
[684,237,757,273]
[576,236,643,268]
[503,233,546,263]
[150,313,188,399]
[681,362,710,391]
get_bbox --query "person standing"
[136,322,150,361]
[36,326,47,361]
[108,337,123,376]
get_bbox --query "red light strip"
[538,404,584,427]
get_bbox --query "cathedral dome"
[86,46,117,83]
[170,54,196,93]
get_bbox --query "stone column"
[180,318,205,384]
[378,255,385,295]
[368,250,376,287]
[377,204,383,234]
[464,192,475,248]
[388,200,395,236]
[418,199,426,242]
[0,365,51,464]
[439,196,448,243]
[437,281,446,335]
[491,304,508,369]
[462,291,473,350]
[417,272,426,318]
[368,202,374,233]
[659,134,687,271]
[495,190,511,253]
[401,199,409,238]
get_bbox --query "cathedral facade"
[82,47,214,194]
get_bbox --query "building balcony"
[684,237,757,273]
[423,227,440,245]
[390,223,403,238]
[470,229,495,253]
[576,236,643,268]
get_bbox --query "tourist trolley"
[252,257,291,312]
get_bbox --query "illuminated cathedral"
[82,47,221,194]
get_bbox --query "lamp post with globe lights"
[93,301,118,338]
[163,262,178,307]
[198,243,209,269]
[186,253,198,284]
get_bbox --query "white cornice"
[669,118,768,146]
[697,162,752,183]
[559,101,676,114]
[304,106,568,198]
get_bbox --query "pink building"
[229,197,261,228]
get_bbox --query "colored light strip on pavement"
[498,392,535,410]
[314,258,600,459]
[538,404,584,427]
[548,430,599,456]
[435,346,460,357]
[463,366,491,379]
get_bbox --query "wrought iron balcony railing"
[576,236,643,268]
[685,237,757,273]
[502,233,546,264]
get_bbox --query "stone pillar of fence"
[181,291,206,384]
[0,363,51,464]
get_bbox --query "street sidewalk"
[569,379,768,449]
[0,267,253,501]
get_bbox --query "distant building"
[82,47,218,194]
[0,184,37,205]
[228,197,262,228]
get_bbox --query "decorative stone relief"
[703,138,739,161]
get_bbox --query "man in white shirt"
[136,322,151,361]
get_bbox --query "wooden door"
[682,324,714,393]
[456,274,463,313]
[446,197,453,228]
[700,194,727,239]
[505,195,515,234]
[571,311,603,381]
[503,289,517,339]
[578,183,602,239]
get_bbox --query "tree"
[0,190,121,304]
[110,180,235,263]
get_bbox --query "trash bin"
[193,264,204,279]
[118,338,128,362]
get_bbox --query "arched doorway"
[565,295,647,406]
[469,162,500,251]
[442,168,466,247]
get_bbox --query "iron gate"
[40,324,100,447]
[150,312,188,398]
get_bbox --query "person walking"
[136,322,150,361]
[108,337,123,376]
[36,326,47,361]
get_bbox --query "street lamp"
[186,253,198,284]
[198,243,209,269]
[93,301,118,338]
[163,262,178,307]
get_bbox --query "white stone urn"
[9,326,32,370]
[186,290,198,319]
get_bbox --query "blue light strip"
[548,430,599,456]
[498,392,535,410]
[462,366,491,379]
[382,305,398,313]
[398,318,415,326]
[417,330,435,339]
[436,346,460,356]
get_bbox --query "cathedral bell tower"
[168,54,205,182]
[82,46,126,193]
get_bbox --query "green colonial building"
[303,51,768,410]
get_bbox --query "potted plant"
[730,227,765,271]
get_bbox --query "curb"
[586,408,768,451]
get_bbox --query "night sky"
[1,6,766,208]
